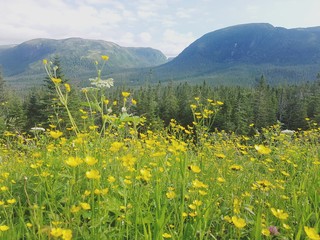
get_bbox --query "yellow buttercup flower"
[304,226,320,240]
[101,55,109,61]
[64,83,71,92]
[65,157,83,167]
[166,191,176,199]
[270,208,289,220]
[84,156,98,166]
[122,92,130,98]
[189,165,201,173]
[43,59,48,65]
[86,170,101,179]
[51,77,62,84]
[254,145,271,155]
[50,130,63,139]
[80,202,91,210]
[0,225,9,231]
[232,216,246,229]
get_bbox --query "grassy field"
[0,113,319,239]
[0,57,319,239]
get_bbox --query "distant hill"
[151,23,320,85]
[0,38,167,88]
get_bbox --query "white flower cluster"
[89,77,114,88]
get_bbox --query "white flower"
[89,77,114,88]
[121,107,127,113]
[30,127,45,132]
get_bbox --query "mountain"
[152,23,320,85]
[0,38,167,87]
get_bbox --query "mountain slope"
[154,23,320,84]
[0,38,167,86]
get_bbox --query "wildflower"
[65,157,83,167]
[62,229,72,240]
[283,223,291,230]
[30,127,45,132]
[216,101,224,105]
[268,226,279,235]
[84,156,98,166]
[140,169,152,181]
[229,164,243,171]
[232,216,246,229]
[51,77,62,84]
[271,208,289,220]
[90,77,114,88]
[304,226,320,240]
[43,59,48,65]
[189,165,201,173]
[86,170,101,179]
[50,130,63,139]
[26,223,33,228]
[64,83,71,92]
[70,205,81,213]
[162,233,172,238]
[192,179,208,189]
[131,99,137,105]
[1,186,8,191]
[166,191,176,199]
[0,225,9,231]
[51,227,63,237]
[7,198,16,204]
[122,92,130,98]
[101,55,109,61]
[217,177,225,183]
[108,176,116,183]
[109,141,124,152]
[80,202,91,210]
[254,145,271,155]
[124,179,132,185]
[262,228,270,236]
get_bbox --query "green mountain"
[152,23,320,85]
[0,38,167,88]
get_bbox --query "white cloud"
[139,32,152,43]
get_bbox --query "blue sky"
[1,0,319,56]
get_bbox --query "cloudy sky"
[1,0,319,57]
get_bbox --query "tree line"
[0,59,319,136]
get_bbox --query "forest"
[0,56,319,136]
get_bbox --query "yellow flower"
[101,55,109,61]
[84,156,98,166]
[80,202,91,210]
[62,229,72,240]
[26,223,33,228]
[216,101,224,105]
[51,227,63,237]
[43,59,48,65]
[304,226,320,240]
[262,228,270,236]
[217,177,226,183]
[65,157,83,167]
[122,92,130,98]
[254,145,271,155]
[70,205,81,213]
[50,130,63,139]
[189,165,201,173]
[270,208,289,220]
[131,99,137,105]
[229,164,243,171]
[108,176,116,183]
[64,83,71,92]
[192,179,208,189]
[166,191,176,199]
[162,233,172,238]
[109,141,124,152]
[104,99,109,105]
[232,216,246,229]
[51,77,62,84]
[86,170,101,179]
[140,169,152,181]
[7,198,16,204]
[124,179,132,185]
[0,225,9,231]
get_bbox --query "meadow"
[0,57,319,240]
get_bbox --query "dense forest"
[0,58,320,136]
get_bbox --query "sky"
[1,0,320,57]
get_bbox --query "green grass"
[0,121,319,239]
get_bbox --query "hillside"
[152,23,320,85]
[0,38,167,87]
